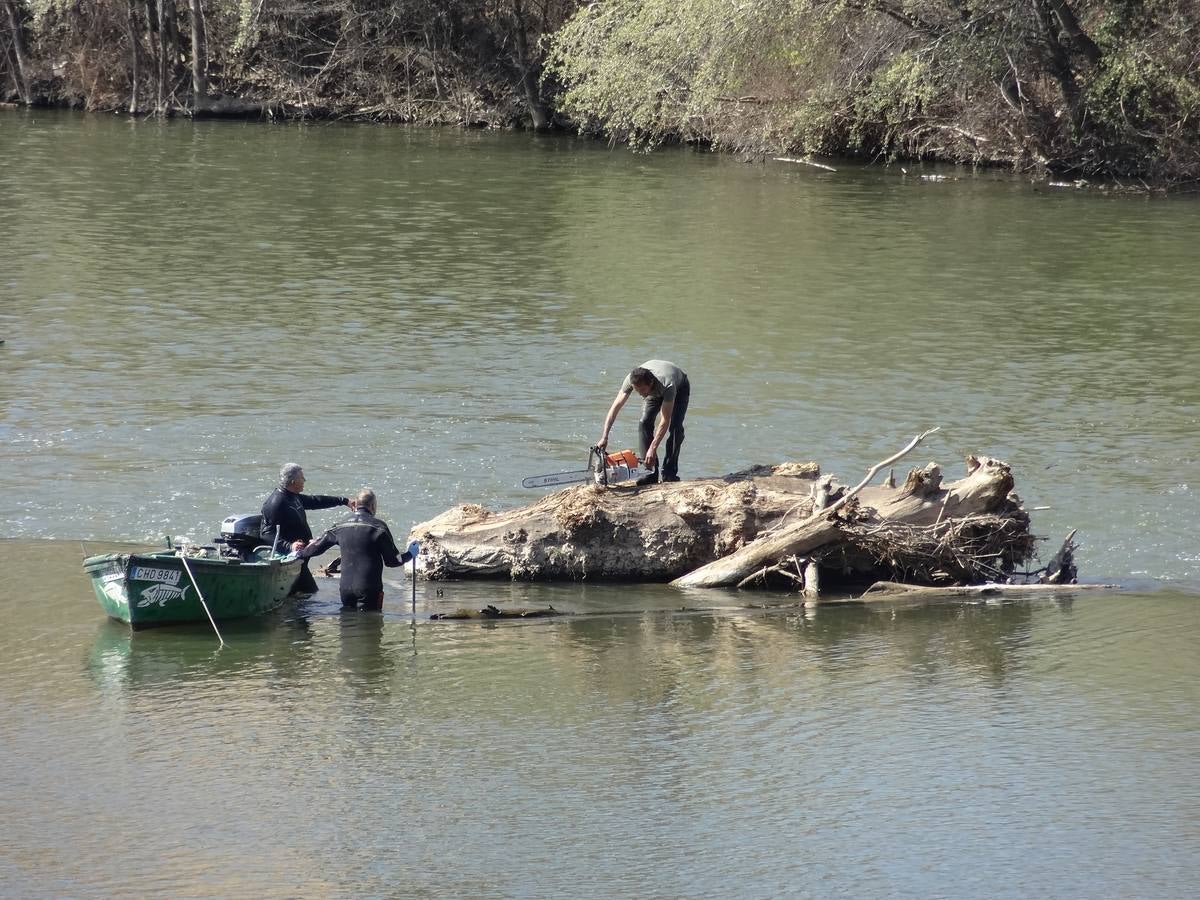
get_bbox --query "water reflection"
[79,583,1058,700]
[334,608,414,696]
[84,608,303,690]
[83,598,421,696]
[3,529,1193,898]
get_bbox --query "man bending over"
[597,359,691,485]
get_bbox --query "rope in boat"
[179,553,225,647]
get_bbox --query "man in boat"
[296,488,419,610]
[596,359,691,485]
[261,462,351,594]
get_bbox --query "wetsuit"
[298,509,414,610]
[260,488,348,594]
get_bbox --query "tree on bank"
[1,0,33,104]
[545,0,1200,184]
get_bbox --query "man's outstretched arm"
[597,389,631,449]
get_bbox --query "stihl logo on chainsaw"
[522,447,653,489]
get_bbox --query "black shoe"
[635,472,660,486]
[662,475,680,482]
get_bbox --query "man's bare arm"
[597,390,631,449]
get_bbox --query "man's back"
[332,510,402,587]
[302,509,404,607]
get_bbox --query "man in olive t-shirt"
[597,359,691,485]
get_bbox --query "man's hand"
[643,449,659,470]
[291,539,307,552]
[596,435,609,450]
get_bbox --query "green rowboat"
[84,547,302,629]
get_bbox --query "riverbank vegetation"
[0,1,574,125]
[3,1,1197,187]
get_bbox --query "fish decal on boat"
[100,579,128,607]
[137,581,190,607]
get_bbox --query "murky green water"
[2,111,1198,896]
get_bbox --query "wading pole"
[180,553,225,647]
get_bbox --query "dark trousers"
[639,376,690,479]
[342,589,385,611]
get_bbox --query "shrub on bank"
[2,0,1196,187]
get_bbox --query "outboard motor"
[217,513,271,559]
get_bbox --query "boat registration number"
[131,566,181,585]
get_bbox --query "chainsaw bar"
[521,469,593,489]
[522,446,652,489]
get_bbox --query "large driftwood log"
[411,453,1039,589]
[413,461,825,581]
[672,454,1019,588]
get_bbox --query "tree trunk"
[187,0,209,113]
[2,0,33,104]
[156,0,181,113]
[511,0,549,130]
[1032,0,1087,134]
[144,0,162,112]
[1045,0,1101,65]
[126,1,141,113]
[410,456,1038,590]
[159,0,181,54]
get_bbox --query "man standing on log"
[260,462,351,595]
[597,360,690,485]
[296,488,419,610]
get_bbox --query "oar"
[179,553,225,647]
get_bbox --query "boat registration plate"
[131,565,181,584]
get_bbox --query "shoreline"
[2,103,1185,196]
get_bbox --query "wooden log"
[858,580,1118,599]
[670,455,1017,589]
[1041,529,1078,584]
[429,604,566,620]
[411,438,1036,589]
[803,559,820,599]
[412,462,826,581]
[803,477,830,599]
[669,511,843,589]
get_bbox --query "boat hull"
[83,550,302,628]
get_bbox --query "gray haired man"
[260,462,350,595]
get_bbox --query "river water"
[1,111,1198,896]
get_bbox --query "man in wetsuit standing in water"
[297,488,419,610]
[260,462,351,594]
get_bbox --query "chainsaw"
[522,446,654,489]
